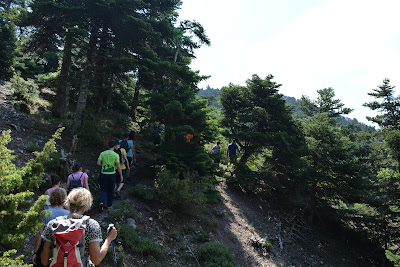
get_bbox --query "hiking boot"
[115,190,121,199]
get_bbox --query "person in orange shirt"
[186,134,193,142]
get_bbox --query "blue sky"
[178,0,400,125]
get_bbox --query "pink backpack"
[48,215,90,267]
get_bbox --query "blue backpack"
[119,139,130,154]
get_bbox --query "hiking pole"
[109,224,117,267]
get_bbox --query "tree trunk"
[70,28,98,134]
[130,82,140,120]
[93,28,109,112]
[52,33,73,121]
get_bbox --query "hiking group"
[97,133,135,210]
[210,139,240,165]
[32,133,136,266]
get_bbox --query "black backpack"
[114,148,127,165]
[69,173,84,189]
[119,139,130,154]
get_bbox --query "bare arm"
[32,227,43,264]
[33,227,43,252]
[84,176,89,190]
[88,228,117,265]
[66,179,70,189]
[97,159,102,167]
[41,241,51,266]
[124,154,130,170]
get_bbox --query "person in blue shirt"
[32,188,69,265]
[227,139,240,164]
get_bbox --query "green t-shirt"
[98,150,119,174]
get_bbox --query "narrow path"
[216,179,277,267]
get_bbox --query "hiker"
[32,188,69,266]
[128,131,137,165]
[43,174,61,210]
[153,124,165,145]
[66,163,89,191]
[211,141,221,163]
[40,188,118,266]
[120,133,135,176]
[186,133,194,143]
[114,141,130,198]
[97,140,123,209]
[227,139,240,164]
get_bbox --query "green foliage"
[0,249,31,267]
[226,162,259,191]
[220,74,304,174]
[118,224,162,257]
[197,241,238,267]
[7,75,50,113]
[130,184,156,202]
[0,14,16,80]
[108,199,137,223]
[155,169,206,215]
[0,128,63,249]
[386,250,400,267]
[191,229,210,243]
[370,168,400,248]
[301,113,361,208]
[78,112,104,147]
[364,78,400,129]
[382,129,400,170]
[299,87,353,117]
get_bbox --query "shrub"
[0,128,62,248]
[7,75,50,113]
[386,250,400,267]
[200,216,219,231]
[108,199,137,224]
[191,229,211,243]
[197,241,238,267]
[118,224,162,257]
[0,250,31,267]
[226,162,259,191]
[155,169,206,215]
[130,184,156,202]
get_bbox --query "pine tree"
[0,14,16,80]
[220,74,301,164]
[0,128,62,249]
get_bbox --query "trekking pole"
[109,224,117,267]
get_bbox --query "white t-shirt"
[212,144,221,154]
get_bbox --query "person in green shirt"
[97,141,123,209]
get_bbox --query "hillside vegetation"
[0,1,400,267]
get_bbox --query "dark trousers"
[100,173,116,207]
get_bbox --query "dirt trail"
[217,180,277,266]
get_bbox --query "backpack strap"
[78,215,90,267]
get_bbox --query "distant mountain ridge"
[198,87,376,132]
